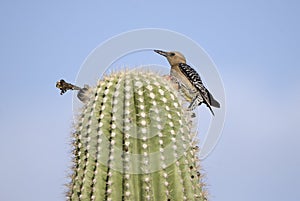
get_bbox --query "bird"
[154,50,220,115]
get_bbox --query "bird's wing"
[178,63,214,108]
[178,63,204,85]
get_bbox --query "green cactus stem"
[67,70,208,201]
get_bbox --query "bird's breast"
[170,65,196,90]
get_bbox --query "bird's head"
[154,50,186,66]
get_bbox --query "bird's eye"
[170,53,175,56]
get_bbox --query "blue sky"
[0,1,300,201]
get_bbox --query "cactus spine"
[67,70,207,201]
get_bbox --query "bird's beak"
[154,50,168,57]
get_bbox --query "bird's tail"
[208,92,220,108]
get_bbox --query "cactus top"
[68,70,207,201]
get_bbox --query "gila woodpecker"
[154,50,220,115]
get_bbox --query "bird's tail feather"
[208,105,215,116]
[208,92,220,108]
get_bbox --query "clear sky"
[0,1,299,201]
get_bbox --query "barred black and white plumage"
[178,63,220,114]
[154,49,220,115]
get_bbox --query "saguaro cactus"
[67,70,207,201]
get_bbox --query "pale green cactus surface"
[67,70,207,201]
